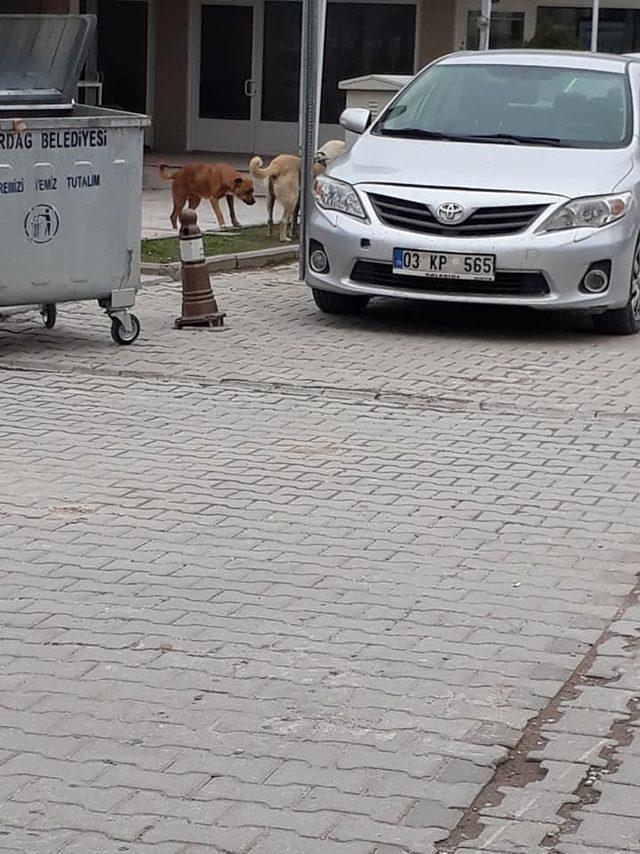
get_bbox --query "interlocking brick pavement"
[0,268,639,853]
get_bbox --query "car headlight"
[314,176,366,219]
[539,193,632,233]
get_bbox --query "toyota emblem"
[435,202,466,225]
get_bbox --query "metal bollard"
[174,209,226,329]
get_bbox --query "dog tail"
[158,163,181,180]
[249,157,273,181]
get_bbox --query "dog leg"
[170,190,187,230]
[291,195,300,240]
[188,195,201,210]
[210,197,226,229]
[226,195,240,228]
[267,178,275,238]
[280,201,295,243]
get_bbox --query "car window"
[376,63,632,148]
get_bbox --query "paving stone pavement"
[0,268,639,854]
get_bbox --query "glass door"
[190,0,261,152]
[256,0,302,153]
[190,0,417,155]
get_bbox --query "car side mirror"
[339,108,371,135]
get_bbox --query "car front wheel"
[312,288,370,316]
[593,240,640,335]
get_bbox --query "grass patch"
[141,225,287,264]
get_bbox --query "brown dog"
[159,162,256,230]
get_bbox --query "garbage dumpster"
[0,14,149,345]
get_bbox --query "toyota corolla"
[307,50,640,334]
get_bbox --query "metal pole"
[298,0,326,281]
[316,1,327,119]
[297,0,310,156]
[591,0,600,52]
[478,0,492,51]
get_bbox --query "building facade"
[5,0,640,153]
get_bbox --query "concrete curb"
[141,244,299,280]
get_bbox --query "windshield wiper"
[378,128,513,142]
[377,128,453,140]
[460,133,565,147]
[377,128,565,146]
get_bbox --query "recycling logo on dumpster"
[24,203,60,244]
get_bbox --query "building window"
[261,1,415,125]
[97,0,148,113]
[466,11,525,50]
[537,7,640,53]
[321,3,415,124]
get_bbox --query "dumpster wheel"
[111,314,140,346]
[40,304,57,329]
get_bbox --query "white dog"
[315,139,347,167]
[250,139,348,242]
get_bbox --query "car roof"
[438,49,634,74]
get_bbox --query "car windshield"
[374,63,632,148]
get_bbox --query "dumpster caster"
[40,304,57,329]
[111,314,140,346]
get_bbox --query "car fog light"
[309,241,329,274]
[583,269,609,293]
[580,261,611,295]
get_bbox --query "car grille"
[368,193,547,237]
[350,260,550,297]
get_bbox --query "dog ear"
[234,177,243,185]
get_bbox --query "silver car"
[306,50,640,334]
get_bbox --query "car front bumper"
[306,196,637,312]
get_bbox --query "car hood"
[330,136,634,199]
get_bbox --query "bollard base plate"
[174,312,226,329]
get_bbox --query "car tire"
[312,288,369,315]
[593,239,640,336]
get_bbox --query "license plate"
[393,249,495,282]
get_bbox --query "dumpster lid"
[0,14,96,111]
